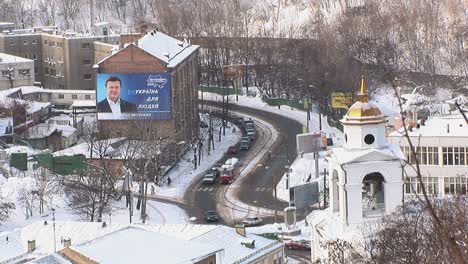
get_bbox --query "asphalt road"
[185,102,304,225]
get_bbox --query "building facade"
[94,29,199,142]
[388,114,468,196]
[0,26,119,90]
[0,53,34,90]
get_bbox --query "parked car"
[246,129,256,141]
[235,117,245,127]
[227,145,238,154]
[200,121,209,128]
[241,217,263,226]
[202,173,215,184]
[240,136,252,150]
[284,239,311,250]
[204,210,219,222]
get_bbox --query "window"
[364,134,375,145]
[2,70,11,77]
[402,146,439,165]
[44,67,49,75]
[58,94,64,99]
[82,59,91,65]
[33,53,37,60]
[444,177,468,195]
[442,147,467,166]
[83,74,92,80]
[59,85,65,89]
[10,41,15,46]
[32,40,36,45]
[85,95,91,100]
[18,69,30,75]
[81,43,91,48]
[34,67,38,74]
[44,40,47,44]
[72,94,77,99]
[405,177,439,195]
[23,40,28,45]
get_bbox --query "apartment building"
[0,53,34,90]
[0,24,119,90]
[388,114,468,196]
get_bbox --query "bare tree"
[62,127,122,222]
[57,0,82,30]
[37,0,57,26]
[31,167,58,215]
[0,197,15,223]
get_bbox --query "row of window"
[56,94,92,100]
[1,69,31,76]
[402,146,468,166]
[44,39,63,48]
[405,176,468,195]
[10,40,38,46]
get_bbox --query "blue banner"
[96,73,171,120]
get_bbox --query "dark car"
[227,145,238,154]
[285,239,311,250]
[200,121,209,128]
[204,210,219,222]
[235,117,245,127]
[209,166,221,178]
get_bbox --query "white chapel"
[306,77,405,261]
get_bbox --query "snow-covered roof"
[388,114,468,138]
[0,53,33,63]
[191,225,283,264]
[53,137,126,158]
[72,226,222,264]
[0,221,280,264]
[138,31,199,68]
[21,124,59,139]
[328,143,404,165]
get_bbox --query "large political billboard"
[96,73,171,120]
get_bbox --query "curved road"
[185,103,303,225]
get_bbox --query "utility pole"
[52,208,56,252]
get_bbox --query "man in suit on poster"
[97,76,137,117]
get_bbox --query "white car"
[241,217,262,226]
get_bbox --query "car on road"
[235,117,245,127]
[241,217,263,226]
[284,239,311,250]
[240,137,251,150]
[204,210,219,222]
[246,129,256,141]
[227,145,238,154]
[209,166,221,178]
[202,173,216,184]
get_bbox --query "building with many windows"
[388,114,468,196]
[0,53,34,90]
[0,24,119,90]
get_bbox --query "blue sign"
[96,73,171,120]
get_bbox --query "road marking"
[196,187,215,192]
[255,187,272,192]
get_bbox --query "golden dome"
[347,101,383,117]
[341,75,385,124]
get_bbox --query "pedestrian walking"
[167,177,172,186]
